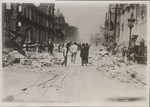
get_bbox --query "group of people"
[61,41,90,66]
[47,39,91,66]
[61,41,78,66]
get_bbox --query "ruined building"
[104,4,147,47]
[54,9,79,43]
[2,3,55,51]
[2,3,80,52]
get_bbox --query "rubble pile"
[89,46,146,88]
[89,46,106,65]
[3,49,25,67]
[3,49,62,68]
[115,41,129,57]
[21,53,62,68]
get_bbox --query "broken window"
[19,5,22,12]
[18,22,21,26]
[6,3,11,9]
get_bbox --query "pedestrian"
[96,41,98,46]
[85,43,90,63]
[70,42,78,63]
[112,43,117,55]
[80,43,88,66]
[61,39,72,66]
[78,43,81,50]
[58,42,62,52]
[66,41,72,53]
[121,46,127,58]
[61,43,68,66]
[139,38,145,56]
[48,41,54,55]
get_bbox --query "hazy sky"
[55,2,108,42]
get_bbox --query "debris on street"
[2,49,25,67]
[89,46,146,88]
[2,49,62,68]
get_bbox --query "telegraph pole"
[114,4,118,43]
[112,4,122,43]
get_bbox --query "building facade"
[100,26,105,45]
[54,9,67,43]
[119,4,147,46]
[104,4,121,46]
[2,3,55,50]
[54,9,79,43]
[104,3,147,48]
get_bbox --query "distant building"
[54,9,79,43]
[54,9,67,43]
[90,33,101,46]
[68,25,79,42]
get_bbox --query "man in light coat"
[70,42,78,63]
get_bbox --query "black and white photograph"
[1,0,149,106]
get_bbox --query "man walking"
[85,43,90,63]
[48,41,54,55]
[70,42,78,63]
[61,43,67,66]
[61,39,72,66]
[80,43,88,66]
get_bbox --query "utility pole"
[112,4,122,43]
[114,4,118,43]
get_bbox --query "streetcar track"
[12,64,78,102]
[37,74,61,101]
[36,67,72,101]
[37,66,76,102]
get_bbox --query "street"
[2,46,148,106]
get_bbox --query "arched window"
[6,3,11,9]
[18,22,21,26]
[19,5,22,12]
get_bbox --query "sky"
[55,2,108,42]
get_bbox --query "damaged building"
[2,3,79,53]
[103,4,147,46]
[2,3,55,52]
[103,4,147,63]
[54,9,79,43]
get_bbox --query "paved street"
[2,50,148,106]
